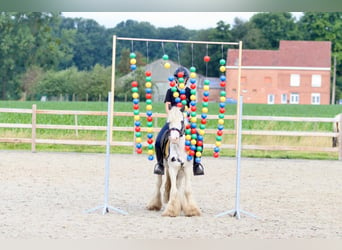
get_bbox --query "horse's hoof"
[146,204,162,211]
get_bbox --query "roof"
[227,40,331,68]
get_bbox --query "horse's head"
[168,107,185,144]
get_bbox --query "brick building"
[226,40,332,104]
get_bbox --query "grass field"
[1,100,341,159]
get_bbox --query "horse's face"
[169,123,183,144]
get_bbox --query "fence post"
[74,114,79,137]
[31,104,37,153]
[339,114,342,160]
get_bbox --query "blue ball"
[179,89,186,94]
[190,78,196,84]
[195,157,201,163]
[218,125,224,130]
[175,97,181,103]
[214,146,220,152]
[146,111,152,116]
[130,64,137,70]
[191,123,197,128]
[190,145,196,151]
[190,101,196,106]
[145,88,152,93]
[135,121,141,126]
[168,76,174,81]
[201,113,207,119]
[187,155,193,161]
[185,140,191,146]
[136,143,142,148]
[148,155,154,161]
[133,98,139,104]
[147,133,153,139]
[219,102,226,108]
[203,91,210,97]
[220,75,226,81]
[197,135,203,141]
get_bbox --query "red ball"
[190,84,196,89]
[136,148,143,154]
[146,93,152,99]
[135,127,141,132]
[147,116,153,122]
[170,81,176,87]
[185,146,190,151]
[213,152,219,158]
[196,140,203,146]
[176,103,183,108]
[180,94,186,100]
[220,81,226,87]
[147,139,153,144]
[191,106,196,112]
[191,128,197,134]
[131,81,138,87]
[133,104,139,110]
[217,130,223,136]
[189,150,195,156]
[204,56,211,62]
[145,71,152,76]
[219,108,225,113]
[203,96,209,102]
[186,124,191,129]
[177,72,184,78]
[201,119,207,124]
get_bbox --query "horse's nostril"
[171,157,176,162]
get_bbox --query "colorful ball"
[220,66,226,72]
[164,62,171,69]
[145,82,152,88]
[130,53,136,58]
[204,55,211,62]
[219,59,226,65]
[145,71,152,76]
[131,81,138,87]
[162,54,169,60]
[130,58,136,65]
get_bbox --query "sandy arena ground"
[0,150,341,239]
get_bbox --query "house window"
[290,74,300,87]
[281,94,287,104]
[311,74,322,87]
[290,93,299,104]
[268,94,275,104]
[311,93,320,105]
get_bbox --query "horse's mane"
[168,107,184,126]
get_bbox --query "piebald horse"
[147,106,201,217]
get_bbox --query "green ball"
[146,99,152,105]
[190,89,196,95]
[145,76,152,82]
[133,110,140,115]
[148,144,154,149]
[204,79,210,85]
[216,136,222,141]
[190,66,196,72]
[130,53,136,59]
[147,122,153,127]
[191,134,197,139]
[162,54,169,60]
[220,91,226,96]
[181,100,187,105]
[135,132,141,137]
[220,59,226,65]
[185,129,191,135]
[202,102,208,107]
[191,112,197,117]
[218,114,225,119]
[200,124,206,130]
[196,146,203,152]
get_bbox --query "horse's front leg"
[182,163,201,216]
[162,164,181,217]
[146,175,163,211]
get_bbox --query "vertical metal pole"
[235,41,243,154]
[110,35,117,143]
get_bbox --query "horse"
[146,106,201,217]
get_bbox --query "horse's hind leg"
[146,175,163,211]
[182,165,201,217]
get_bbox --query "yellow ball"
[186,135,191,141]
[191,139,197,145]
[134,115,140,121]
[215,141,221,147]
[130,58,136,65]
[199,129,205,135]
[135,137,142,143]
[202,107,208,113]
[148,150,154,155]
[196,151,202,157]
[190,95,197,101]
[145,82,152,88]
[190,117,197,123]
[190,72,197,78]
[179,83,185,89]
[220,96,226,102]
[220,65,226,72]
[146,104,152,110]
[173,92,179,98]
[203,85,210,91]
[132,93,139,99]
[147,127,153,133]
[218,119,224,125]
[164,62,171,69]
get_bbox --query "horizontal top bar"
[116,36,239,46]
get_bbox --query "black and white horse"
[147,107,201,217]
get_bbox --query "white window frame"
[267,94,275,104]
[281,94,287,104]
[311,74,322,87]
[290,74,300,87]
[290,93,299,104]
[311,93,321,105]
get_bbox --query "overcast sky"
[62,12,303,30]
